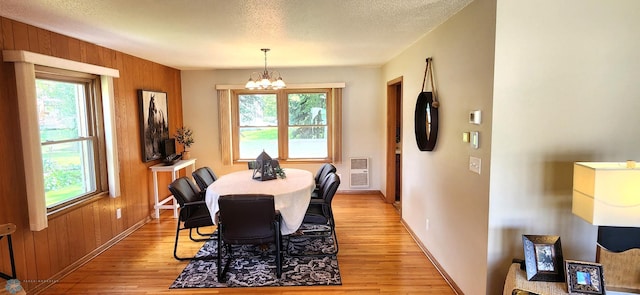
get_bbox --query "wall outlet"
[116,208,122,219]
[469,156,481,174]
[425,219,430,231]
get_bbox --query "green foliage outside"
[37,78,86,207]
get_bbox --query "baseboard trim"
[30,216,152,294]
[400,218,464,295]
[337,189,383,196]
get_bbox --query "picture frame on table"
[565,260,606,295]
[522,235,565,282]
[138,89,169,162]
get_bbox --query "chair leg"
[196,226,217,237]
[0,235,16,280]
[173,221,187,260]
[174,222,218,261]
[287,219,338,257]
[217,232,222,281]
[275,221,282,278]
[217,225,232,282]
[189,227,216,242]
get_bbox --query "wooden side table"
[503,263,567,295]
[149,158,196,218]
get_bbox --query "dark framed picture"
[138,90,169,162]
[565,260,605,294]
[522,235,565,282]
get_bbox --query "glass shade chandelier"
[245,48,286,90]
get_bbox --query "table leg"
[152,171,160,218]
[171,170,179,218]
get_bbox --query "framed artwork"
[565,260,606,294]
[522,235,565,282]
[138,90,169,162]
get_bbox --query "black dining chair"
[312,163,336,199]
[290,173,340,257]
[168,177,217,260]
[192,166,218,191]
[217,194,283,282]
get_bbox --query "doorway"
[385,77,403,210]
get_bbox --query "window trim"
[217,83,343,165]
[3,50,120,231]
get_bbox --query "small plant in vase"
[175,126,194,159]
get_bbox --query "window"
[4,50,120,231]
[36,67,108,211]
[223,86,342,164]
[287,91,328,158]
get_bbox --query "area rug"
[170,232,341,288]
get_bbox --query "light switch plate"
[470,131,479,149]
[469,156,481,174]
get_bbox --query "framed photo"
[138,90,169,162]
[522,235,565,282]
[565,260,606,294]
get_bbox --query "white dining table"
[205,168,315,235]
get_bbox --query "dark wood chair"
[291,173,340,256]
[216,194,282,282]
[312,163,336,199]
[168,177,216,260]
[192,166,218,191]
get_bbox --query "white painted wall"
[488,0,640,293]
[382,0,496,293]
[181,66,384,190]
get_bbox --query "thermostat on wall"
[469,110,482,125]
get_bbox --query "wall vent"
[349,157,370,188]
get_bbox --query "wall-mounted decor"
[522,235,565,282]
[415,57,439,151]
[138,90,169,162]
[565,260,605,294]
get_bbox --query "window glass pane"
[288,93,326,125]
[37,78,96,208]
[288,126,328,158]
[288,92,327,158]
[42,140,96,207]
[239,94,277,126]
[239,127,278,159]
[36,79,86,141]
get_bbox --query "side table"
[503,262,567,295]
[149,158,196,218]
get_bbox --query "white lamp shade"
[572,162,640,226]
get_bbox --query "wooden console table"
[149,158,196,218]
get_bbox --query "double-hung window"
[227,87,341,163]
[36,67,108,212]
[5,50,120,231]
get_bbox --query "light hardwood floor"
[40,193,456,294]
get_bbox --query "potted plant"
[175,126,194,159]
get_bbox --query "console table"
[149,158,196,218]
[504,262,634,295]
[504,263,566,295]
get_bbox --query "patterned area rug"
[170,231,341,288]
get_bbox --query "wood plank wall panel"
[0,16,183,292]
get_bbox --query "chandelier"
[245,48,286,90]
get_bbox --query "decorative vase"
[182,151,191,160]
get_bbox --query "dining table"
[205,168,315,235]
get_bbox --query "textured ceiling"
[0,0,473,70]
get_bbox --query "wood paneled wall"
[0,17,183,292]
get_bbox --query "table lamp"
[572,161,640,292]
